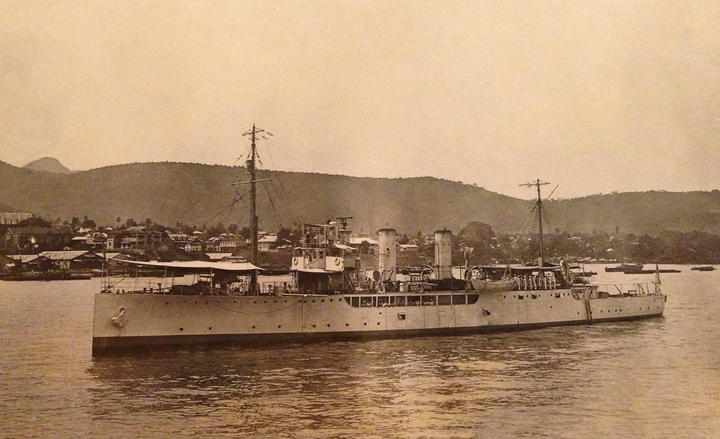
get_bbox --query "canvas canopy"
[116,259,262,274]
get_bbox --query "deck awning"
[116,259,262,274]
[296,268,335,274]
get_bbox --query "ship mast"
[521,179,550,267]
[243,125,263,266]
[240,124,271,294]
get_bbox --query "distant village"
[0,212,382,276]
[2,210,720,277]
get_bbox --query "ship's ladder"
[584,298,593,323]
[343,271,357,292]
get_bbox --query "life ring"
[293,258,298,266]
[335,258,341,266]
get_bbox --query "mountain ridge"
[22,157,72,174]
[1,160,718,235]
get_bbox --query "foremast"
[239,124,271,294]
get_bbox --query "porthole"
[364,323,367,326]
[278,325,282,328]
[208,327,212,331]
[179,327,184,331]
[252,326,256,329]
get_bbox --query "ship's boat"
[605,262,680,274]
[91,134,667,355]
[691,266,716,271]
[467,278,517,292]
[605,262,644,273]
[464,265,515,292]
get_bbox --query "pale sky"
[1,0,719,199]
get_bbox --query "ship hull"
[92,290,665,355]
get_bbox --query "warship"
[92,129,666,355]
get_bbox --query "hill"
[0,160,719,235]
[23,157,72,174]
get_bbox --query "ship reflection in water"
[87,321,665,438]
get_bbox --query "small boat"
[605,263,643,273]
[464,265,517,292]
[606,263,681,274]
[691,266,716,271]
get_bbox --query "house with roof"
[258,233,278,252]
[0,212,34,226]
[184,240,203,253]
[399,244,419,253]
[5,254,51,273]
[2,226,75,254]
[71,232,108,250]
[348,235,378,254]
[206,252,234,261]
[348,236,378,246]
[106,227,167,251]
[215,233,244,252]
[38,250,104,270]
[167,232,190,248]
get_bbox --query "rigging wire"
[261,137,291,200]
[254,156,300,227]
[260,136,356,220]
[202,191,250,229]
[261,137,301,225]
[260,180,284,230]
[174,150,247,227]
[512,204,538,242]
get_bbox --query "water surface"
[0,265,718,438]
